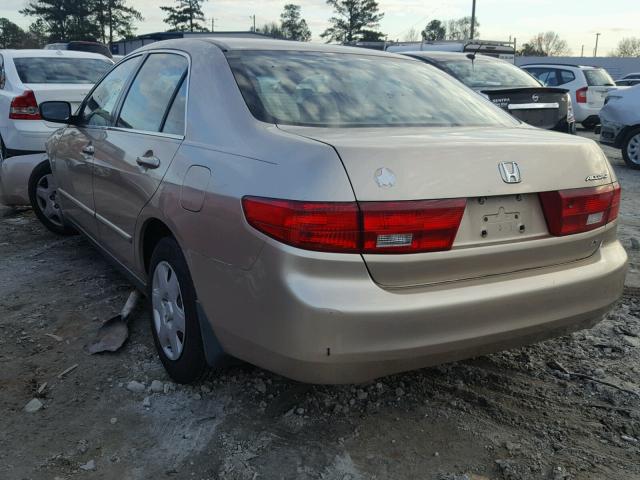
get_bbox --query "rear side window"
[558,69,575,85]
[117,53,188,133]
[162,78,187,135]
[81,56,141,127]
[13,57,112,84]
[584,68,615,86]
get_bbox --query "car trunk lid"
[482,87,569,130]
[279,125,615,287]
[26,84,92,126]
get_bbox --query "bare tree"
[404,27,419,42]
[527,31,571,56]
[612,37,640,57]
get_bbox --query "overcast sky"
[1,0,637,54]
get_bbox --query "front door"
[92,52,188,266]
[54,55,142,238]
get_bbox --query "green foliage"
[258,22,285,40]
[19,0,141,44]
[160,0,208,32]
[280,4,311,41]
[446,16,479,41]
[421,20,446,41]
[321,0,384,43]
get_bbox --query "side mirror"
[39,101,73,124]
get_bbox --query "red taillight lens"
[539,183,620,236]
[241,197,360,253]
[10,90,41,120]
[360,199,466,253]
[242,197,466,254]
[576,86,588,104]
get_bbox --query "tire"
[148,237,207,384]
[581,121,595,130]
[0,135,7,162]
[622,127,640,170]
[28,162,75,235]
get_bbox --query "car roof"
[0,49,112,61]
[137,37,408,59]
[521,63,601,70]
[404,51,510,64]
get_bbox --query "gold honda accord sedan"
[37,38,627,384]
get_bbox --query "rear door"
[92,52,188,266]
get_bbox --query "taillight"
[360,199,466,253]
[242,197,467,254]
[575,86,588,104]
[10,90,41,120]
[539,183,620,236]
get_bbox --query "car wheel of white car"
[28,162,75,235]
[148,236,208,384]
[622,128,640,170]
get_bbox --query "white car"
[522,64,616,129]
[600,84,640,168]
[0,49,112,159]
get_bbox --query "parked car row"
[0,39,628,385]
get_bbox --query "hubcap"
[152,261,186,361]
[628,133,640,165]
[35,174,64,227]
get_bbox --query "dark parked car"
[404,52,575,134]
[45,41,113,59]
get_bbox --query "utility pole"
[581,45,584,57]
[250,14,256,32]
[470,0,477,40]
[594,33,601,57]
[211,18,218,32]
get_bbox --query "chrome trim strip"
[508,102,560,110]
[96,212,132,243]
[57,188,94,216]
[107,126,184,140]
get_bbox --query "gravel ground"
[1,130,639,480]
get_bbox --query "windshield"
[14,57,112,84]
[584,68,615,87]
[440,58,541,89]
[226,51,518,128]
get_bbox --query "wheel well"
[142,219,174,273]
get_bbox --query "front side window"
[227,51,518,128]
[81,56,141,127]
[117,53,188,132]
[13,57,112,84]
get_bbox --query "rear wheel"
[0,136,7,162]
[148,237,207,384]
[28,162,75,235]
[622,128,640,170]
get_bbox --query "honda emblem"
[498,162,521,184]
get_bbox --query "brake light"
[242,197,467,254]
[539,183,620,236]
[360,199,466,253]
[576,86,588,104]
[9,90,41,120]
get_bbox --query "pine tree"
[280,4,311,42]
[94,0,143,44]
[321,0,384,44]
[20,0,101,42]
[160,0,208,32]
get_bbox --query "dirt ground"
[2,130,640,480]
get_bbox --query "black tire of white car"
[622,127,640,170]
[148,237,208,384]
[28,162,76,236]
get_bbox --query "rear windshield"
[226,51,518,128]
[439,58,541,89]
[13,57,112,84]
[584,68,615,86]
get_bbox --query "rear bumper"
[0,153,47,206]
[599,116,627,148]
[191,232,627,384]
[1,121,57,154]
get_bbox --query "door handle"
[82,145,95,155]
[136,150,160,169]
